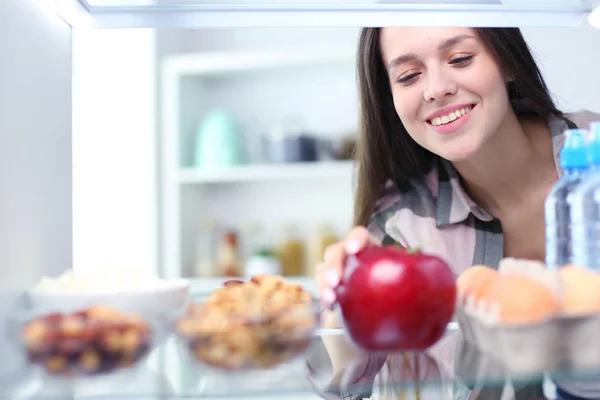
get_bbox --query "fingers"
[316,261,338,310]
[345,226,377,254]
[316,225,378,310]
[322,242,345,281]
[318,241,345,310]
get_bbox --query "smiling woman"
[354,27,564,226]
[313,26,600,400]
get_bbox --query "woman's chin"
[428,134,484,164]
[436,148,480,164]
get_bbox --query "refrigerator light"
[589,3,600,28]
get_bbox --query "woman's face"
[379,27,511,162]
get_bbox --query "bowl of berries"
[9,304,167,387]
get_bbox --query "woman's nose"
[423,69,457,103]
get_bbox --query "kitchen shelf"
[178,161,355,184]
[161,47,357,171]
[163,48,357,78]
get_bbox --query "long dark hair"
[353,28,563,227]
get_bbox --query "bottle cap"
[560,129,589,170]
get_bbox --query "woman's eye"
[449,55,474,65]
[397,72,420,84]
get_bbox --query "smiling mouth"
[428,105,475,127]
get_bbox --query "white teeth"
[430,106,472,126]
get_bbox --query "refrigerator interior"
[1,0,600,397]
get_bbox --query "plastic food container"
[175,275,320,371]
[9,305,163,379]
[28,270,190,316]
[456,259,600,376]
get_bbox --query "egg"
[486,273,560,324]
[456,265,498,301]
[559,264,600,315]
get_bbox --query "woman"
[314,27,600,400]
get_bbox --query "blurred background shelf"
[159,43,360,280]
[178,160,355,184]
[163,47,358,77]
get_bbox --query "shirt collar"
[435,158,493,228]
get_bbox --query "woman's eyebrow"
[386,53,417,71]
[386,34,476,71]
[438,34,476,51]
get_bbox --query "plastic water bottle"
[545,128,590,268]
[571,122,600,270]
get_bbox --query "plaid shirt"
[357,114,573,400]
[309,110,600,400]
[367,114,573,275]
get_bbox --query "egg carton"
[455,258,600,377]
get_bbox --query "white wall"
[0,0,72,377]
[72,29,157,275]
[522,24,600,112]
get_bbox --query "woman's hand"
[311,226,387,399]
[315,226,379,313]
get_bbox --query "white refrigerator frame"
[45,0,600,29]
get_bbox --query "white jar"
[244,254,282,277]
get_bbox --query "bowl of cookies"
[10,304,163,382]
[175,274,320,372]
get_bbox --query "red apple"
[334,246,456,352]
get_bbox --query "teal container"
[194,110,246,168]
